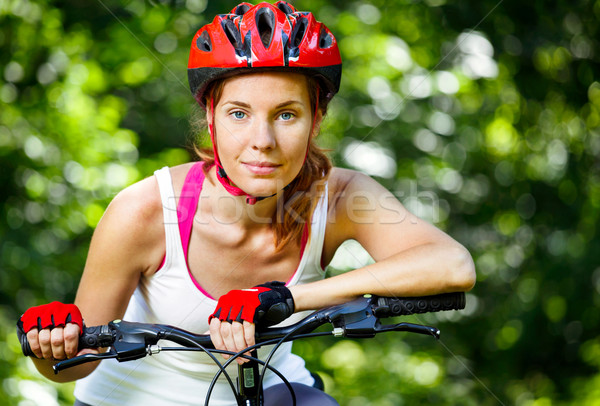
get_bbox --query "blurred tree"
[1,0,599,405]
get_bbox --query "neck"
[204,166,281,229]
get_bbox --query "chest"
[186,220,303,298]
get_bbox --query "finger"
[241,321,255,364]
[230,322,247,364]
[37,328,53,359]
[243,321,255,349]
[219,322,237,360]
[230,321,246,350]
[63,323,80,358]
[77,347,101,357]
[50,327,66,360]
[26,328,42,358]
[209,319,228,359]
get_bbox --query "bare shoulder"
[327,166,359,190]
[326,167,357,200]
[168,162,197,198]
[326,167,387,208]
[107,162,195,222]
[322,168,385,259]
[75,172,166,322]
[87,165,192,276]
[106,173,163,226]
[93,176,163,261]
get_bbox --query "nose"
[251,118,276,151]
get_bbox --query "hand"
[17,301,83,360]
[208,281,295,326]
[208,281,295,364]
[209,318,255,365]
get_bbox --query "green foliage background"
[1,0,599,404]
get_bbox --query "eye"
[231,111,246,119]
[279,112,294,121]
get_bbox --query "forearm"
[290,242,475,312]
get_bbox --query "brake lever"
[53,319,168,374]
[327,295,440,340]
[54,351,119,373]
[374,322,440,339]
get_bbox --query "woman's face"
[211,71,320,198]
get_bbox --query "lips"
[242,161,281,175]
[244,161,280,167]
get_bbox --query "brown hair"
[191,72,332,252]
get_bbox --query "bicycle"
[19,292,466,406]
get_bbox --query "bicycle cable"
[257,322,333,406]
[159,331,239,403]
[204,349,298,406]
[203,330,334,406]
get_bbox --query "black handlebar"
[17,324,115,358]
[18,292,466,366]
[374,292,466,317]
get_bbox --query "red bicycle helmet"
[188,1,342,107]
[187,1,342,204]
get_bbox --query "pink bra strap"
[166,162,310,293]
[178,162,206,260]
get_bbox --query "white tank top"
[74,165,329,405]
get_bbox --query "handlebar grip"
[18,325,113,358]
[374,292,466,317]
[17,325,34,357]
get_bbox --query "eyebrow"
[222,100,306,109]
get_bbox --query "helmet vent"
[319,27,333,49]
[222,19,242,49]
[277,2,295,15]
[196,31,212,52]
[234,4,251,15]
[290,17,308,48]
[256,7,275,48]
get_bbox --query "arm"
[28,175,165,382]
[290,168,476,312]
[208,169,475,359]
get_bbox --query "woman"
[18,2,475,405]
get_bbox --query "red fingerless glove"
[17,301,84,335]
[209,281,295,327]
